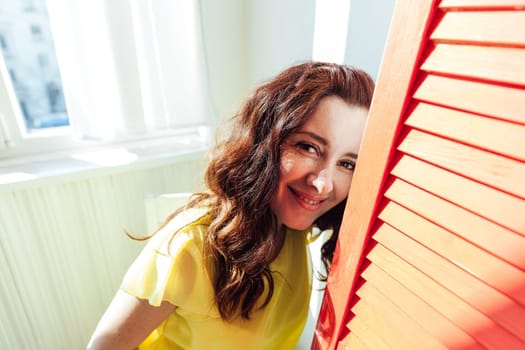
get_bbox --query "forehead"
[296,96,368,154]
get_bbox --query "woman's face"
[270,95,368,231]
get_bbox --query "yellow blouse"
[121,207,313,350]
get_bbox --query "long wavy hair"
[171,62,374,320]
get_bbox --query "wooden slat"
[398,129,525,199]
[344,313,390,350]
[362,263,480,348]
[414,74,525,124]
[440,0,525,9]
[368,243,525,349]
[391,154,525,234]
[314,1,438,348]
[345,317,389,350]
[421,43,525,86]
[405,102,525,162]
[373,222,525,340]
[431,11,525,46]
[384,178,525,270]
[353,283,447,349]
[337,333,369,350]
[379,200,525,306]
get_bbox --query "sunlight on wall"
[72,148,139,167]
[312,0,351,63]
[0,171,37,184]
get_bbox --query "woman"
[88,61,374,350]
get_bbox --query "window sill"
[0,132,209,191]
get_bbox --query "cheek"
[280,149,319,176]
[280,156,295,174]
[280,150,312,175]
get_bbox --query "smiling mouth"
[290,188,325,206]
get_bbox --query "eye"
[296,141,319,155]
[339,160,356,171]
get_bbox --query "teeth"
[297,193,321,205]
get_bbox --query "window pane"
[0,0,69,132]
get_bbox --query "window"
[0,1,69,137]
[37,53,48,68]
[0,33,6,50]
[8,69,16,82]
[30,24,43,41]
[22,0,37,12]
[0,0,212,160]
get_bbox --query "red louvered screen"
[313,0,525,349]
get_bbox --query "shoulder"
[121,207,214,307]
[147,207,212,257]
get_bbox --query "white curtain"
[45,0,213,141]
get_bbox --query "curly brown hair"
[177,61,374,321]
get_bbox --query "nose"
[307,168,334,194]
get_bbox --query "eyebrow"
[294,131,359,159]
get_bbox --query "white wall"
[345,0,396,80]
[200,0,315,128]
[201,0,394,127]
[201,0,314,123]
[200,0,248,125]
[247,0,315,88]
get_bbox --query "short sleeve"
[120,208,215,312]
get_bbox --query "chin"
[285,221,314,231]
